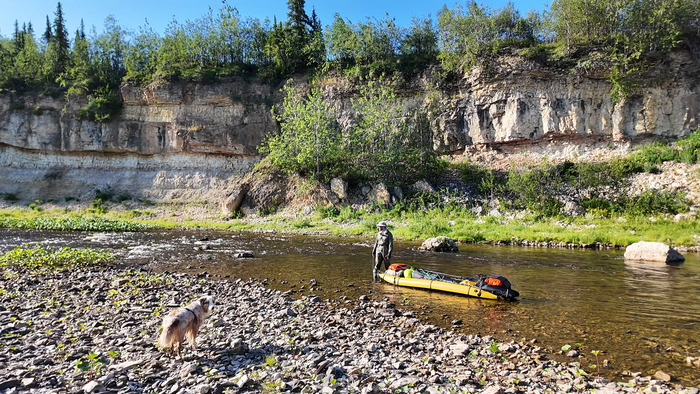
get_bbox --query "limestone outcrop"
[1,53,699,204]
[0,77,277,203]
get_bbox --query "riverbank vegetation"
[1,1,700,247]
[2,0,699,120]
[0,244,115,272]
[1,132,699,247]
[0,215,157,232]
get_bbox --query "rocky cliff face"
[0,77,277,203]
[1,53,699,204]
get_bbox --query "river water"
[2,228,699,386]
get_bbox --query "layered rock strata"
[2,53,699,203]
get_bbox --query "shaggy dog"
[158,295,214,359]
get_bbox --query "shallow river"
[2,228,699,386]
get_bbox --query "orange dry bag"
[387,263,409,271]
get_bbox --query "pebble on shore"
[0,266,697,394]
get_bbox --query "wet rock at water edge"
[654,370,672,382]
[418,236,459,252]
[624,241,685,263]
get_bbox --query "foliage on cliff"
[452,131,700,218]
[260,79,442,184]
[1,0,698,110]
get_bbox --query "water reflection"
[1,228,699,386]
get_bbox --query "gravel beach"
[1,266,697,394]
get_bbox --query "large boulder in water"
[418,236,459,252]
[624,241,685,263]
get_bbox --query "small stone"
[481,385,504,394]
[83,381,102,393]
[195,384,211,394]
[180,363,197,379]
[21,377,36,388]
[236,374,249,388]
[449,343,470,356]
[654,370,671,382]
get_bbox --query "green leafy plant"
[591,350,602,378]
[76,351,110,378]
[0,217,157,232]
[0,245,116,271]
[265,354,278,367]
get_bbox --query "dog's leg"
[173,341,181,360]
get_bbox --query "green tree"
[399,17,438,72]
[13,21,24,55]
[261,82,343,181]
[49,2,70,78]
[91,16,127,87]
[14,23,43,87]
[437,1,542,73]
[326,13,360,67]
[43,16,52,45]
[124,22,160,83]
[264,0,324,77]
[349,80,439,183]
[243,17,272,66]
[60,19,90,93]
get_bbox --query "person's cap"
[377,221,387,227]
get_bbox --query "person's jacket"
[372,230,393,258]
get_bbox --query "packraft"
[378,264,519,300]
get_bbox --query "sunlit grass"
[1,203,698,248]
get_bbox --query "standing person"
[372,221,394,280]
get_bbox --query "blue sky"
[2,0,549,39]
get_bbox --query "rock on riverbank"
[0,266,696,394]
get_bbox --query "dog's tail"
[158,316,179,349]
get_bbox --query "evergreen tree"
[264,0,324,77]
[13,21,24,55]
[60,18,90,93]
[49,2,70,77]
[43,16,52,45]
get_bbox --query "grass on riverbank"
[310,206,700,248]
[1,200,698,248]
